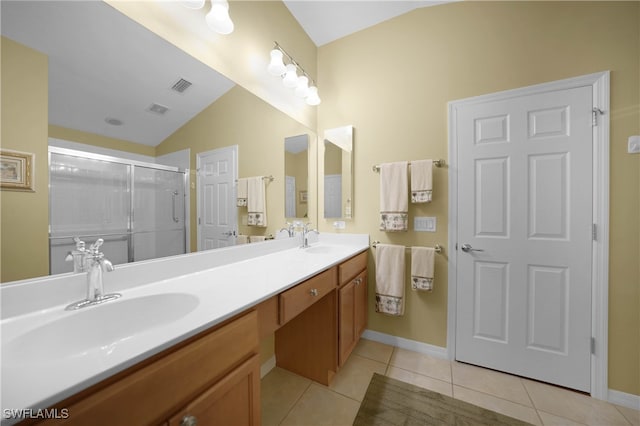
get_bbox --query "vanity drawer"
[279,267,337,324]
[338,251,367,284]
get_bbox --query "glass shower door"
[49,152,130,274]
[132,166,186,262]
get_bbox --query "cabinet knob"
[310,288,318,296]
[180,415,197,426]
[355,278,362,285]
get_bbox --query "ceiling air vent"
[171,78,192,93]
[147,103,169,116]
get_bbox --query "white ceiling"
[283,0,455,46]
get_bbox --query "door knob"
[222,230,236,237]
[461,244,484,253]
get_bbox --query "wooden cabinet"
[168,355,260,426]
[36,311,259,426]
[276,251,368,384]
[338,254,368,367]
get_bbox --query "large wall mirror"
[284,134,310,220]
[1,1,316,281]
[323,125,354,219]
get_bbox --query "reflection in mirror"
[284,134,309,220]
[0,1,316,282]
[323,125,353,219]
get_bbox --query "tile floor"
[261,339,640,426]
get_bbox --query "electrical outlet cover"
[628,136,640,154]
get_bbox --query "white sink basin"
[3,293,199,364]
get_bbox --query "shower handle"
[172,191,179,223]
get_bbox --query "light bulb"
[205,0,234,35]
[267,49,286,76]
[306,86,321,106]
[182,0,205,9]
[295,76,310,98]
[282,64,299,88]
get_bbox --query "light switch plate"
[414,216,436,232]
[628,136,640,154]
[333,221,346,230]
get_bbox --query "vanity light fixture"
[267,42,321,106]
[205,0,234,35]
[183,0,234,35]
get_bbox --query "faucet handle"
[73,237,86,252]
[90,238,104,253]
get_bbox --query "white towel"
[411,247,435,291]
[411,160,433,203]
[375,244,405,316]
[236,234,249,244]
[247,177,267,227]
[379,162,408,232]
[249,235,266,243]
[237,178,248,207]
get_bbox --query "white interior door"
[285,175,296,218]
[197,146,237,250]
[454,85,593,392]
[324,174,342,218]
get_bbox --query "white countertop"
[0,233,369,421]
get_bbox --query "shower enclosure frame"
[48,146,189,274]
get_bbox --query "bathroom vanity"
[1,234,368,425]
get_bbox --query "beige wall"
[0,37,49,282]
[49,125,156,157]
[317,2,639,395]
[156,85,314,252]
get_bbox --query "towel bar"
[235,175,274,182]
[371,240,443,254]
[372,159,444,172]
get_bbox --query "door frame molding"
[196,145,238,251]
[446,71,610,399]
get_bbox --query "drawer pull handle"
[310,288,319,296]
[180,415,197,426]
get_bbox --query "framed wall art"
[1,149,34,191]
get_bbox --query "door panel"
[198,146,237,250]
[455,85,593,392]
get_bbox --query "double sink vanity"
[0,233,369,425]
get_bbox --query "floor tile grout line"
[277,380,313,426]
[520,377,545,426]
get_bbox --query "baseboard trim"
[362,329,448,359]
[608,389,640,411]
[260,355,276,378]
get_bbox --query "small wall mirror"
[323,125,353,219]
[284,134,310,220]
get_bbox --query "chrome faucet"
[279,222,295,237]
[65,238,121,310]
[301,223,319,248]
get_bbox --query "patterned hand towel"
[411,247,435,291]
[379,162,408,232]
[247,176,267,227]
[375,244,406,316]
[237,178,248,207]
[410,160,433,203]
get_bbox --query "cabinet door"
[338,280,356,366]
[168,355,260,426]
[354,272,368,338]
[339,270,368,367]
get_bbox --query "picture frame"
[299,190,308,204]
[1,149,34,191]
